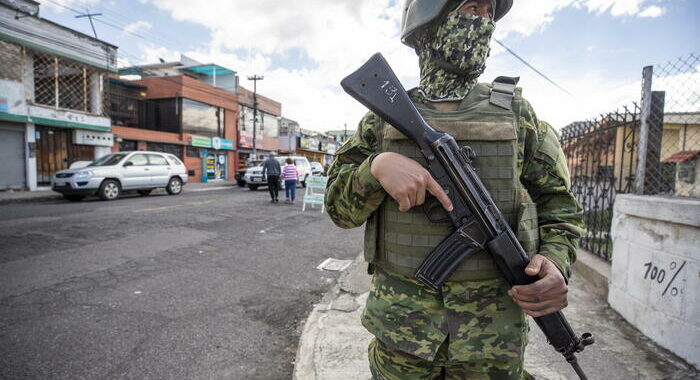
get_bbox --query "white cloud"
[131,0,670,132]
[578,0,666,17]
[638,5,666,18]
[124,21,152,34]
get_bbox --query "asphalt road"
[0,185,363,379]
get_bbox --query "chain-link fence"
[561,52,699,261]
[641,53,700,197]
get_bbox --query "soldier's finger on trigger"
[426,177,453,211]
[415,180,427,206]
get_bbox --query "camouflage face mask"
[415,10,496,101]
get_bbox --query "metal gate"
[0,123,26,190]
[560,107,641,261]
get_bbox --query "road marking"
[133,199,215,213]
[133,204,185,213]
[188,200,216,206]
[188,186,232,192]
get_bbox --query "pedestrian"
[325,1,585,379]
[261,154,281,203]
[282,157,299,203]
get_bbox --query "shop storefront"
[188,135,235,182]
[35,128,113,185]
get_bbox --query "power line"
[74,9,101,39]
[494,38,572,96]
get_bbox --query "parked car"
[69,161,92,169]
[310,161,324,176]
[235,159,263,187]
[243,155,312,190]
[51,151,188,201]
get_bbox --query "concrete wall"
[609,194,700,368]
[0,3,117,71]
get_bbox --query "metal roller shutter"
[0,124,26,190]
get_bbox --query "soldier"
[326,0,585,379]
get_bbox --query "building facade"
[0,0,117,190]
[296,128,339,166]
[111,57,239,183]
[236,85,281,166]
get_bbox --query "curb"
[572,248,611,300]
[294,253,372,380]
[0,194,63,205]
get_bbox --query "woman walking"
[281,158,299,203]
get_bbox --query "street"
[0,186,362,379]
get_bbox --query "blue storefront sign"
[212,137,234,150]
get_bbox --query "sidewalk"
[295,254,699,380]
[0,180,239,205]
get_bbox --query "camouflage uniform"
[326,3,583,379]
[325,84,584,378]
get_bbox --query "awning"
[663,150,700,163]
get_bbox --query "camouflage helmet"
[401,0,513,47]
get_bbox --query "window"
[0,40,23,82]
[126,154,148,166]
[141,99,180,133]
[148,154,168,165]
[120,140,137,151]
[262,112,279,137]
[147,142,182,158]
[186,146,201,158]
[90,153,127,167]
[167,155,184,166]
[181,98,223,137]
[33,52,98,112]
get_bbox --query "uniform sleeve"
[325,112,387,229]
[519,103,585,279]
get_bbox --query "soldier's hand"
[371,152,453,212]
[508,255,568,317]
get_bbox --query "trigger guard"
[422,197,451,223]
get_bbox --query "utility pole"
[75,9,102,39]
[247,74,264,159]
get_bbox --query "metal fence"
[561,53,699,261]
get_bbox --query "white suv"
[52,151,188,201]
[243,155,312,190]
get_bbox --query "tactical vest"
[363,78,540,281]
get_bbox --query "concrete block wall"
[609,194,700,368]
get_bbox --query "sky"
[39,0,699,132]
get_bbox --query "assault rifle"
[340,53,594,380]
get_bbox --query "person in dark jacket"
[261,154,281,203]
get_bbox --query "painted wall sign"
[0,96,8,113]
[191,136,212,148]
[73,130,114,147]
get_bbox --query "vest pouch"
[515,202,539,256]
[364,212,379,263]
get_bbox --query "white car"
[243,156,312,190]
[52,151,188,201]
